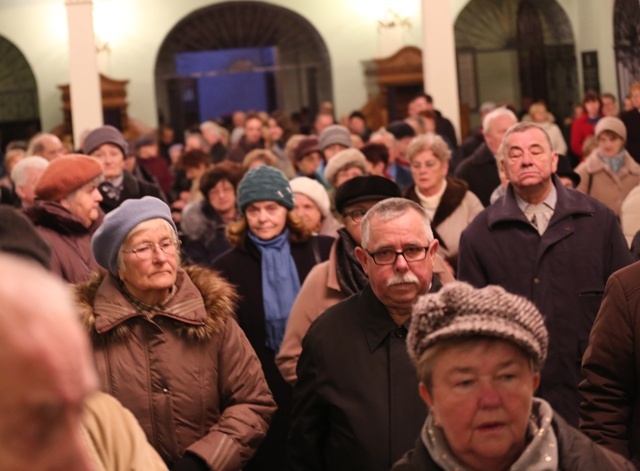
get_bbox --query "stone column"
[65,0,103,147]
[421,0,460,142]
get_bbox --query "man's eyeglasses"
[122,239,180,261]
[343,209,368,223]
[366,247,430,265]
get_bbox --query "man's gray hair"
[10,156,49,186]
[200,120,223,138]
[370,127,396,146]
[499,122,553,161]
[360,197,433,250]
[482,107,518,135]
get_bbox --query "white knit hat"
[289,176,331,217]
[408,282,548,369]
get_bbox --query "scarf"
[598,150,625,174]
[414,180,448,222]
[248,229,301,352]
[334,228,368,296]
[422,398,558,471]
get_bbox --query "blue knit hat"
[91,196,177,275]
[236,166,294,213]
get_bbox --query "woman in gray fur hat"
[393,282,634,471]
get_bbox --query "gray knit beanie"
[91,196,177,275]
[318,125,351,151]
[408,282,548,369]
[83,125,129,156]
[236,165,294,213]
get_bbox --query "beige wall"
[0,0,619,135]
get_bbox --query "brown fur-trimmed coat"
[74,265,276,470]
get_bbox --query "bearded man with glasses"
[289,197,445,471]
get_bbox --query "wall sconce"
[377,8,411,30]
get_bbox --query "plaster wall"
[0,0,620,133]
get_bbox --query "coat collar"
[488,175,596,229]
[91,269,208,333]
[359,284,403,352]
[582,150,640,177]
[359,277,442,352]
[75,265,238,342]
[470,143,497,165]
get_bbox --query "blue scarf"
[248,229,301,352]
[598,150,625,174]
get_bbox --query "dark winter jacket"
[74,266,276,470]
[458,177,633,426]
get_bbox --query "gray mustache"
[386,273,419,287]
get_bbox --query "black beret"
[334,175,401,214]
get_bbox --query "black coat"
[289,283,439,471]
[212,234,333,470]
[458,177,633,426]
[454,142,500,207]
[99,170,165,213]
[621,108,640,163]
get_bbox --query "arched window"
[154,1,332,135]
[455,0,577,123]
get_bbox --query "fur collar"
[74,264,238,344]
[404,177,470,249]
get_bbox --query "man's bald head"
[0,255,96,471]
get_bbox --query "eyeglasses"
[366,246,430,265]
[343,208,368,223]
[122,239,180,261]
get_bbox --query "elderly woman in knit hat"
[393,282,633,471]
[212,165,334,470]
[323,147,368,188]
[289,176,340,237]
[27,154,104,283]
[83,125,164,213]
[73,196,275,471]
[574,116,640,217]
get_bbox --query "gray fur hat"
[408,282,548,369]
[324,148,367,187]
[91,196,177,275]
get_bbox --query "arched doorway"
[0,36,39,150]
[154,1,332,136]
[454,0,577,126]
[614,0,640,101]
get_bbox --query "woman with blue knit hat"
[73,196,276,471]
[213,165,334,470]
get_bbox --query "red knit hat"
[35,154,103,202]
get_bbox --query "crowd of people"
[2,86,640,470]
